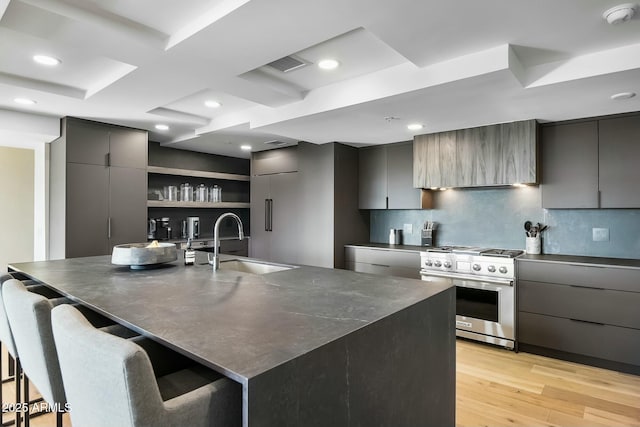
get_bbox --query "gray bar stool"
[51,304,242,427]
[2,279,70,427]
[0,274,63,427]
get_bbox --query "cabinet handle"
[570,318,605,326]
[569,285,606,291]
[108,217,111,239]
[265,199,269,231]
[386,196,389,209]
[269,199,273,232]
[370,263,390,268]
[106,152,111,167]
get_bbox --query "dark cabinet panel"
[599,115,640,208]
[358,146,387,209]
[387,142,421,209]
[541,121,599,208]
[361,142,422,209]
[519,312,640,366]
[51,118,149,259]
[519,280,640,329]
[109,167,148,247]
[518,260,640,292]
[66,120,109,166]
[109,128,148,169]
[251,146,298,176]
[250,173,299,264]
[250,174,271,260]
[66,163,109,258]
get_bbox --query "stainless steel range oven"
[420,246,522,350]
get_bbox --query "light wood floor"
[2,341,639,427]
[456,340,640,427]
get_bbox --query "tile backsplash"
[370,186,640,259]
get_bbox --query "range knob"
[472,264,481,271]
[425,259,433,267]
[499,266,508,274]
[434,260,442,267]
[443,261,452,268]
[487,265,496,273]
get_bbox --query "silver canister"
[180,183,193,202]
[389,228,402,245]
[195,184,207,202]
[164,185,178,201]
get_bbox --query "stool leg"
[1,345,3,427]
[56,411,62,427]
[15,359,21,427]
[22,377,28,427]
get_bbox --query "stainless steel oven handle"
[420,271,513,287]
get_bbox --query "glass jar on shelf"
[180,183,193,202]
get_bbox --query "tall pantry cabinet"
[250,146,300,264]
[50,118,148,259]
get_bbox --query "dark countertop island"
[10,252,455,427]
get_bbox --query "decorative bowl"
[111,242,177,269]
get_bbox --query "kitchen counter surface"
[345,242,426,253]
[9,252,455,426]
[519,253,640,269]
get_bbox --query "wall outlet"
[592,227,609,242]
[403,223,413,234]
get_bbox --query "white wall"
[0,146,35,272]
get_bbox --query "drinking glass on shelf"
[195,184,207,202]
[164,185,178,201]
[180,183,193,202]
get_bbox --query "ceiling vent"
[264,140,288,146]
[266,55,308,73]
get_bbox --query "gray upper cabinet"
[541,121,599,208]
[359,145,387,209]
[541,113,640,209]
[413,120,537,188]
[66,120,110,165]
[109,128,148,169]
[360,142,422,209]
[387,142,422,208]
[599,115,640,208]
[251,146,298,176]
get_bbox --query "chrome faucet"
[211,212,244,271]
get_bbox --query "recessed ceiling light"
[407,123,424,131]
[204,100,221,108]
[14,97,37,105]
[240,145,252,151]
[33,55,61,66]
[155,124,169,131]
[318,59,340,70]
[610,92,636,100]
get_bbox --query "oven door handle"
[420,271,513,287]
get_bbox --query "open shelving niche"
[147,166,250,209]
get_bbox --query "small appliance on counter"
[186,217,199,239]
[155,217,172,240]
[389,228,402,245]
[421,221,436,246]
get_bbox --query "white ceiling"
[1,0,639,158]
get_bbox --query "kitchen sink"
[217,259,296,275]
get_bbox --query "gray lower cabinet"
[51,117,148,259]
[250,172,300,264]
[344,246,420,279]
[517,259,640,373]
[359,142,423,209]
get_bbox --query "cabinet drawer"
[519,312,640,366]
[345,247,420,269]
[518,260,640,292]
[519,281,640,329]
[346,261,391,276]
